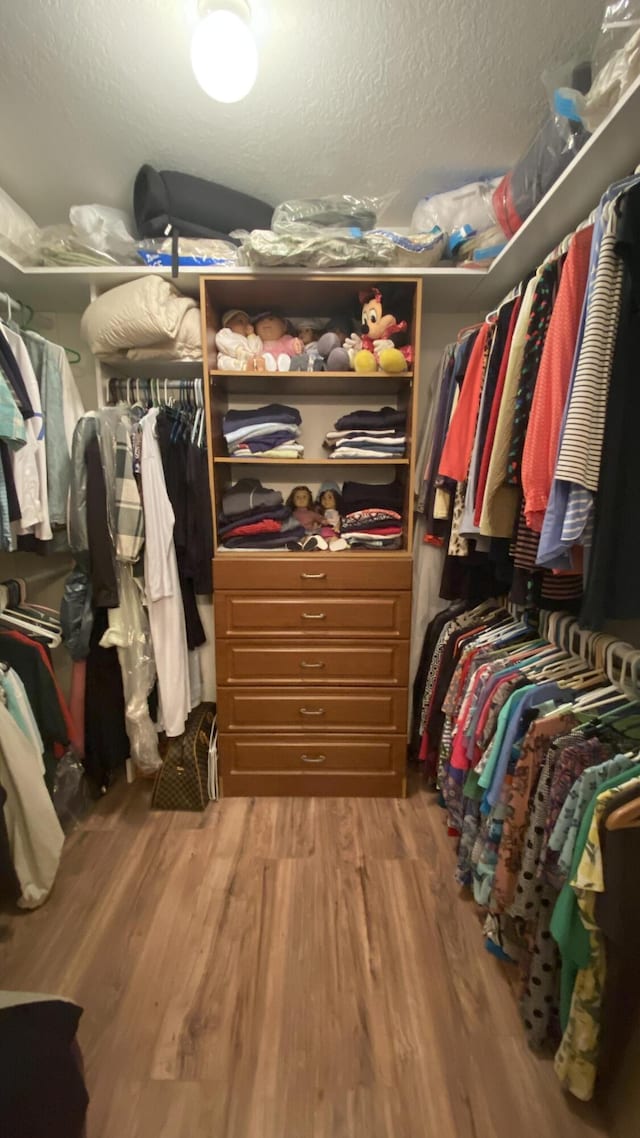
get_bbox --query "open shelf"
[4,78,639,320]
[210,369,413,396]
[213,457,410,466]
[104,359,204,379]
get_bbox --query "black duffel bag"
[133,164,273,264]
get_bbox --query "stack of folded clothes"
[340,479,404,550]
[223,403,303,458]
[217,478,306,550]
[323,406,406,459]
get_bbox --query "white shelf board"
[0,254,487,313]
[2,75,640,318]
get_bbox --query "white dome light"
[191,5,258,104]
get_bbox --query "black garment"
[341,479,404,514]
[186,442,214,593]
[0,632,68,794]
[0,441,20,522]
[0,329,34,419]
[582,184,640,628]
[335,406,406,432]
[85,433,118,608]
[0,783,19,901]
[595,784,640,1098]
[0,999,88,1138]
[477,299,516,458]
[84,607,129,791]
[409,602,466,761]
[156,413,206,651]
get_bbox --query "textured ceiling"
[0,0,604,228]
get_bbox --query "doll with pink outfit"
[253,309,304,372]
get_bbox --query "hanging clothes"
[140,407,191,738]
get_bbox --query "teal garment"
[0,364,27,550]
[550,760,638,1030]
[0,669,44,756]
[23,332,70,528]
[478,687,533,791]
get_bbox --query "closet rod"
[540,610,640,695]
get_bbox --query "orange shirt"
[521,226,593,532]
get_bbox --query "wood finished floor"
[0,780,609,1138]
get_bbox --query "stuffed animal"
[347,287,413,374]
[254,310,305,372]
[215,309,265,371]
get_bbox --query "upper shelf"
[2,73,640,317]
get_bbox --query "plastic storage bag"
[492,60,592,239]
[367,228,446,267]
[69,204,137,259]
[52,751,93,833]
[238,226,396,268]
[557,2,640,132]
[137,235,238,267]
[411,180,501,244]
[272,195,391,233]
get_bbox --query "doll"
[286,485,326,533]
[215,309,265,372]
[253,310,305,372]
[316,482,342,534]
[346,288,413,374]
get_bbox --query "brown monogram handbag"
[152,702,217,811]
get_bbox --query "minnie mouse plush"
[347,287,413,374]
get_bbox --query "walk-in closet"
[0,3,639,1136]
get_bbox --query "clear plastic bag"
[238,226,396,268]
[52,750,93,833]
[367,228,446,267]
[0,186,41,264]
[137,235,238,267]
[23,224,132,267]
[557,2,640,131]
[411,179,501,244]
[272,194,391,233]
[492,58,591,239]
[69,204,137,258]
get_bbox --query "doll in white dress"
[215,309,265,371]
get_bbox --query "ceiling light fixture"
[190,0,258,104]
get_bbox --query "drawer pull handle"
[301,572,326,580]
[300,661,325,669]
[302,612,326,620]
[299,707,325,716]
[301,754,327,763]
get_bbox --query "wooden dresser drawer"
[217,640,409,686]
[214,556,412,592]
[215,592,411,639]
[219,734,406,774]
[217,687,407,733]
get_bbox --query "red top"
[438,323,491,483]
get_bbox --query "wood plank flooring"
[0,780,609,1138]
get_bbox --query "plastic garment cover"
[238,227,396,268]
[52,751,93,833]
[60,568,93,661]
[68,413,98,567]
[99,564,160,776]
